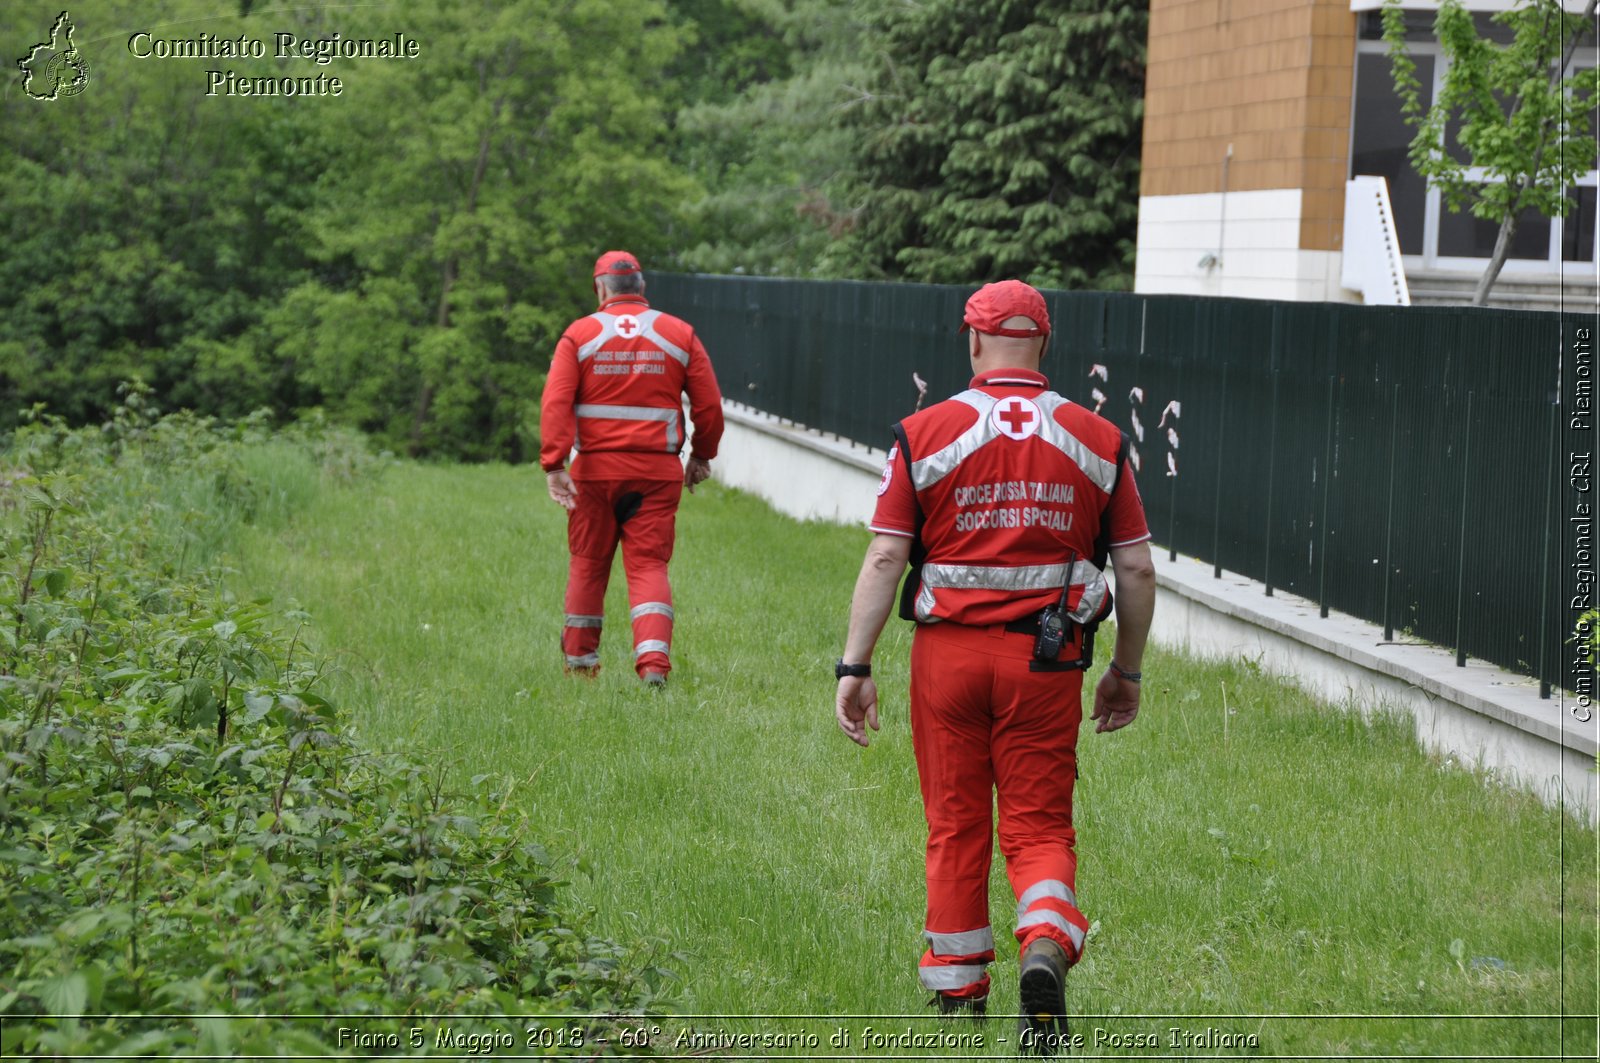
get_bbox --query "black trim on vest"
[890,421,928,623]
[1066,430,1133,670]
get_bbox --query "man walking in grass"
[539,251,724,686]
[833,280,1156,1055]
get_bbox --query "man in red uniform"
[540,251,725,685]
[834,280,1155,1054]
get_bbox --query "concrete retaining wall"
[713,401,1599,824]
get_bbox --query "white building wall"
[1135,189,1359,304]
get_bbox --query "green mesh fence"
[650,272,1592,696]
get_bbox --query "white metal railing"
[1342,175,1412,306]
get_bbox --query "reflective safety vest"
[572,308,694,455]
[539,296,724,480]
[892,384,1130,635]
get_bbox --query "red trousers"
[561,478,681,677]
[909,621,1091,1001]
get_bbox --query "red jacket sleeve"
[1105,458,1152,548]
[684,332,724,461]
[539,334,581,472]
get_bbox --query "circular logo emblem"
[990,397,1042,441]
[877,444,897,496]
[46,51,90,98]
[612,314,643,339]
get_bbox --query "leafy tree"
[671,0,874,278]
[1,1,701,462]
[269,0,698,460]
[1383,0,1599,305]
[837,0,1146,289]
[0,1,324,428]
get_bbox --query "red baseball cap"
[959,280,1050,337]
[594,250,641,277]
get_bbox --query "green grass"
[233,460,1598,1059]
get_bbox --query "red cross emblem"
[614,314,641,338]
[991,397,1041,441]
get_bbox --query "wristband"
[835,659,872,680]
[1108,660,1141,683]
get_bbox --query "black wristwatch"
[835,659,872,680]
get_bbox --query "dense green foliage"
[2,0,1145,458]
[0,402,669,1055]
[2,1,694,462]
[841,0,1146,288]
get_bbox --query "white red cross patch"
[990,397,1042,441]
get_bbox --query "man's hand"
[546,469,578,510]
[1091,668,1141,733]
[836,676,880,747]
[684,456,711,493]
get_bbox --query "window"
[1353,11,1597,270]
[1563,186,1596,263]
[1352,52,1432,254]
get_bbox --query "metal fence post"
[1264,368,1279,597]
[1319,374,1336,620]
[1382,382,1399,641]
[1212,363,1228,579]
[1263,310,1281,597]
[1454,391,1474,668]
[1539,399,1556,699]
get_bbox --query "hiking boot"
[1018,937,1070,1056]
[929,992,987,1020]
[641,670,667,688]
[563,660,600,679]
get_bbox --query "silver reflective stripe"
[575,403,681,452]
[1017,909,1086,952]
[922,562,1072,593]
[904,389,1117,494]
[638,310,690,366]
[925,926,995,956]
[576,309,689,367]
[565,615,604,629]
[575,312,621,362]
[565,653,599,668]
[918,964,988,991]
[1016,879,1078,918]
[630,602,675,621]
[915,561,1108,622]
[576,403,678,422]
[1034,393,1119,493]
[909,391,996,490]
[1067,561,1110,623]
[633,639,670,659]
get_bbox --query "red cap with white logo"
[958,280,1050,337]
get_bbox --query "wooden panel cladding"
[1142,0,1357,250]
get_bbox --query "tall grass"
[234,462,1598,1059]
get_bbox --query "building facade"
[1134,0,1597,306]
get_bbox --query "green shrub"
[0,405,670,1056]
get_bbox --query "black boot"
[929,992,988,1020]
[1017,938,1070,1056]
